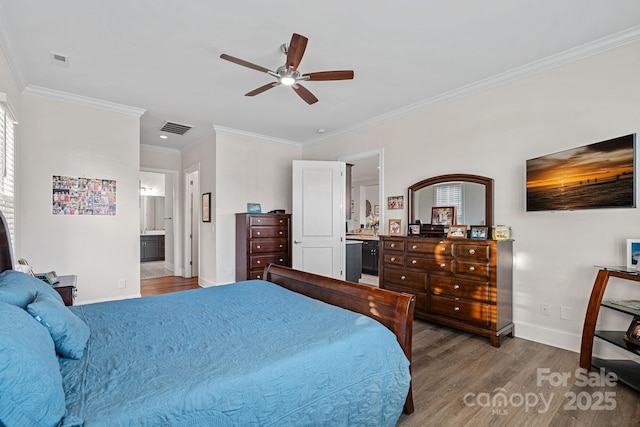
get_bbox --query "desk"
[52,275,77,306]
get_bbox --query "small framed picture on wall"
[202,193,211,222]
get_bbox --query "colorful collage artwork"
[52,175,116,215]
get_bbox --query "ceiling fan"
[220,33,354,105]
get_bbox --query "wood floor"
[140,278,640,426]
[140,275,199,296]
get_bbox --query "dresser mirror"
[408,174,494,229]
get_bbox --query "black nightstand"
[52,275,77,306]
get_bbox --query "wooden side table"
[52,274,78,306]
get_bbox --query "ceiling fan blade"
[292,83,318,105]
[302,70,355,81]
[220,53,272,74]
[245,82,279,97]
[286,33,308,71]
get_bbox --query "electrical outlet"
[560,306,571,320]
[118,279,126,289]
[540,302,550,316]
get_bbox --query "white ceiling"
[1,1,640,150]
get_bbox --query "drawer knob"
[279,244,283,248]
[257,231,261,235]
[469,266,475,272]
[279,220,284,223]
[469,249,475,255]
[257,219,261,223]
[440,247,446,252]
[454,306,460,312]
[391,243,396,248]
[440,263,446,268]
[401,275,406,280]
[412,245,417,249]
[279,258,284,262]
[257,260,261,264]
[412,259,417,265]
[390,257,396,262]
[453,284,460,290]
[256,245,261,249]
[439,240,444,244]
[257,275,261,279]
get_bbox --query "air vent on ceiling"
[49,52,70,67]
[159,121,193,136]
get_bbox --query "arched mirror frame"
[408,173,494,229]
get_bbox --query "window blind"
[435,183,463,224]
[0,99,15,248]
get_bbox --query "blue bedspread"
[59,280,410,426]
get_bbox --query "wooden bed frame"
[0,211,415,414]
[265,264,415,414]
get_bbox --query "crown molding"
[213,125,301,147]
[303,25,640,147]
[23,85,146,117]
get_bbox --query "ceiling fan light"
[280,76,296,86]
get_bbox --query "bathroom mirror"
[408,174,494,229]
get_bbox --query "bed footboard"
[264,264,415,414]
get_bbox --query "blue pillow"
[27,292,90,359]
[0,301,66,427]
[0,270,64,308]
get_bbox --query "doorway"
[139,169,180,279]
[339,149,383,287]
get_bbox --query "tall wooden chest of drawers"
[235,213,291,281]
[379,235,513,346]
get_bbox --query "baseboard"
[514,320,582,353]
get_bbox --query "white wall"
[214,128,301,284]
[17,93,142,304]
[302,41,640,353]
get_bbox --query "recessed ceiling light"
[316,129,325,134]
[159,135,168,139]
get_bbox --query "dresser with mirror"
[379,174,514,347]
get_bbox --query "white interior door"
[292,160,345,279]
[185,168,199,278]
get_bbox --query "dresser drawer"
[250,270,267,280]
[383,253,404,266]
[453,243,491,260]
[382,267,427,291]
[250,254,288,269]
[250,227,288,239]
[383,239,405,252]
[454,260,490,278]
[250,238,288,253]
[406,256,452,273]
[430,275,490,302]
[407,240,451,256]
[249,215,288,227]
[429,294,491,326]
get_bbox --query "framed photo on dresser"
[431,206,455,226]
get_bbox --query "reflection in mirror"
[140,196,165,233]
[413,182,485,225]
[408,174,494,229]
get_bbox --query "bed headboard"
[0,210,14,273]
